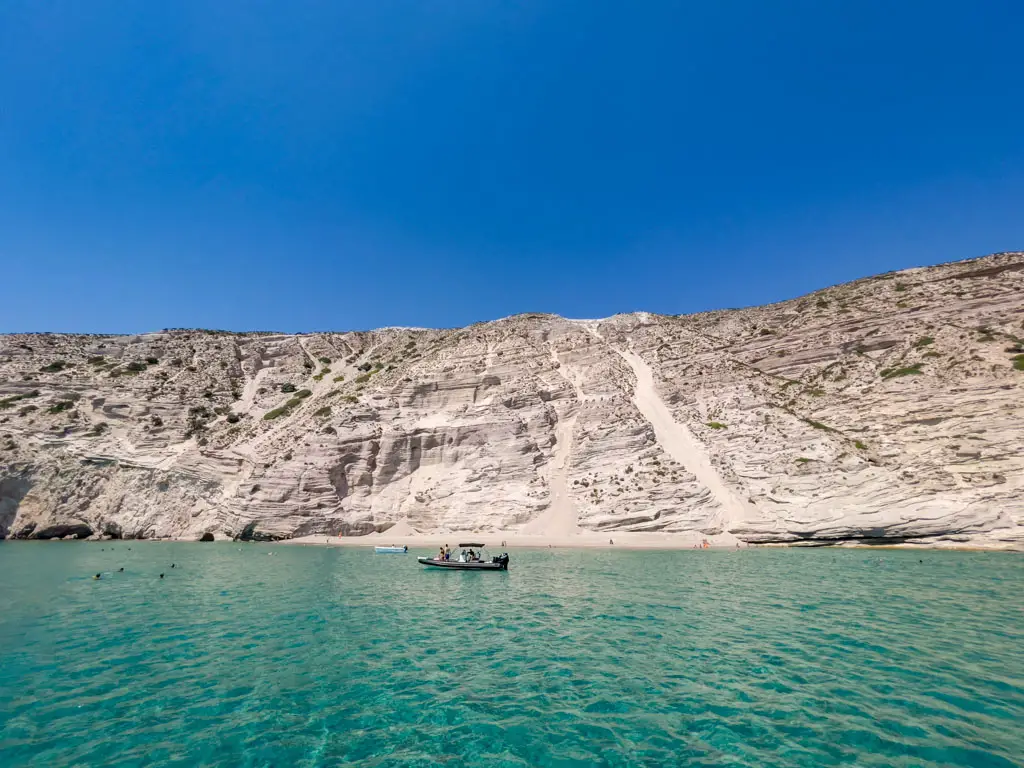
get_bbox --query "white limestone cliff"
[1,252,1022,547]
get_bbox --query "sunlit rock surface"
[2,252,1022,547]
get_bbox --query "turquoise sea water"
[0,544,1021,767]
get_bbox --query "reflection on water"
[0,543,1021,767]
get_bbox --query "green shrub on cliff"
[880,363,923,379]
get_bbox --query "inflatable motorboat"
[418,543,509,571]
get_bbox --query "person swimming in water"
[118,567,124,572]
[93,573,101,580]
[159,573,164,579]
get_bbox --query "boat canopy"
[458,543,485,548]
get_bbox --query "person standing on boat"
[437,546,445,561]
[444,544,451,561]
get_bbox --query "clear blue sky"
[2,1,1022,333]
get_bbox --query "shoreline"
[276,531,1022,553]
[281,531,738,551]
[6,532,1020,552]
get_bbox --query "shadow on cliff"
[0,476,31,539]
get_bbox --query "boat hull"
[417,557,509,571]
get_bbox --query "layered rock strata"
[2,252,1022,547]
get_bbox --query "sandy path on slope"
[519,412,580,536]
[615,348,748,539]
[517,342,585,536]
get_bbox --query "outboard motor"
[497,553,510,570]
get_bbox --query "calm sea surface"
[0,544,1021,767]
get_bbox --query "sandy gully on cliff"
[1,252,1022,549]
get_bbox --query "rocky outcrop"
[1,253,1023,547]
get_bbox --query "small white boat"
[374,546,408,554]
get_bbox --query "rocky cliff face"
[2,253,1023,547]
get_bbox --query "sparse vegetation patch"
[0,390,40,409]
[880,363,923,379]
[801,417,837,433]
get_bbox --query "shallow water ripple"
[0,545,1021,766]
